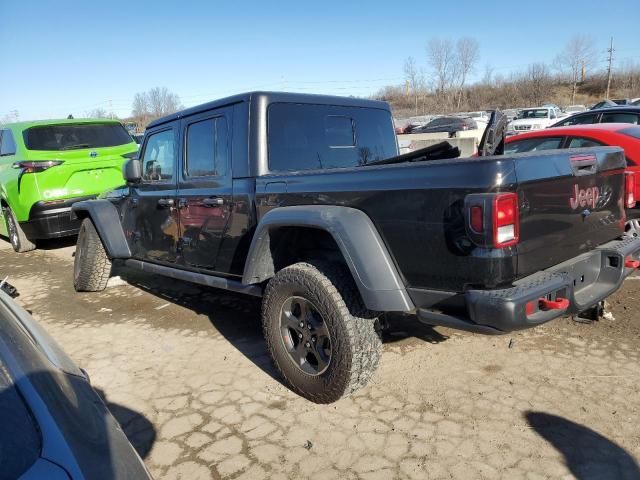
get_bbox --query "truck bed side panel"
[256,157,518,291]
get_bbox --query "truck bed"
[256,146,627,294]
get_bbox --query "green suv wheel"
[3,206,35,253]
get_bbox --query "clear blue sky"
[1,0,638,121]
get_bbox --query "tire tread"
[262,261,382,403]
[74,218,111,292]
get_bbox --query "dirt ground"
[2,237,640,480]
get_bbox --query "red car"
[504,123,640,233]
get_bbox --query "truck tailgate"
[515,147,627,278]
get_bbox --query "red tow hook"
[538,297,570,311]
[624,257,640,269]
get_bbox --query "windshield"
[516,109,550,120]
[24,123,133,151]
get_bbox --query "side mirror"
[123,158,142,184]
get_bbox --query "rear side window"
[601,113,640,125]
[555,113,598,126]
[620,126,640,139]
[268,103,397,171]
[0,130,16,156]
[23,123,133,151]
[504,137,563,154]
[141,129,176,183]
[185,117,229,177]
[567,137,604,148]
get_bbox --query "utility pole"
[605,37,614,99]
[109,99,114,119]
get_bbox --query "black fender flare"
[242,206,414,312]
[71,200,131,259]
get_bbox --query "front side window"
[23,123,133,151]
[555,113,598,126]
[141,129,176,183]
[504,137,563,154]
[268,103,396,171]
[185,116,229,177]
[0,130,17,156]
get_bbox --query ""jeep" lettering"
[569,184,599,210]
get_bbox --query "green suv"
[0,119,137,252]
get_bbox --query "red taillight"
[470,206,484,233]
[493,193,519,248]
[625,172,636,209]
[12,160,63,174]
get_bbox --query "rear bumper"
[19,196,95,239]
[417,236,640,334]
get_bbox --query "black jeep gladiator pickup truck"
[71,92,640,403]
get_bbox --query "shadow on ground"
[525,411,640,480]
[37,236,78,250]
[117,266,449,387]
[95,387,156,460]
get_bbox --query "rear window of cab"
[267,103,397,171]
[23,123,133,151]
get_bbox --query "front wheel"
[74,218,112,292]
[2,206,35,253]
[262,261,382,403]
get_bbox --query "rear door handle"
[202,197,224,207]
[157,198,175,208]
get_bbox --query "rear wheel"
[262,261,382,403]
[625,219,640,237]
[74,218,111,292]
[2,206,35,253]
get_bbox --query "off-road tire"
[262,261,382,403]
[74,218,111,292]
[2,206,35,253]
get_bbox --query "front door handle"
[157,198,175,208]
[202,197,224,207]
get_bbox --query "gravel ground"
[2,238,640,479]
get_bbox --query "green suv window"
[24,123,133,151]
[0,130,16,156]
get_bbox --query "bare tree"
[131,87,182,130]
[481,63,494,85]
[86,107,108,118]
[524,63,553,106]
[455,37,480,108]
[403,57,421,115]
[618,59,640,97]
[427,38,458,106]
[147,87,182,118]
[132,93,149,119]
[554,35,595,104]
